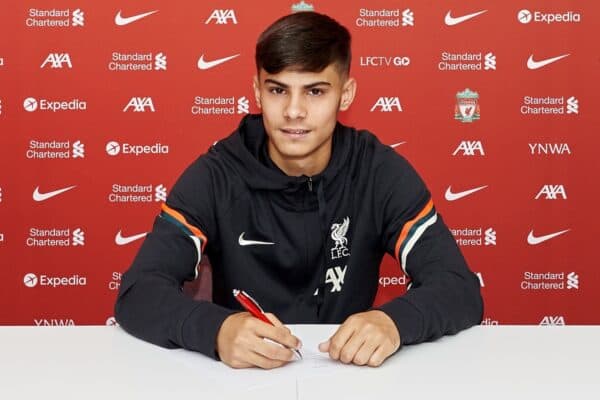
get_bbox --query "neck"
[268,140,332,177]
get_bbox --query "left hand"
[318,310,401,367]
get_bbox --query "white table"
[1,325,598,399]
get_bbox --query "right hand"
[216,312,302,369]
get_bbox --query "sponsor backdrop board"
[0,1,598,328]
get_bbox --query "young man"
[115,12,483,369]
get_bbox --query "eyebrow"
[264,78,332,89]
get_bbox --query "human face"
[253,64,356,177]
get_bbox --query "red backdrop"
[1,0,598,327]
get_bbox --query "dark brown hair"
[255,12,351,75]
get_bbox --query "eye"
[269,87,286,95]
[308,88,324,96]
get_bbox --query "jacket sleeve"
[373,149,483,345]
[114,156,236,359]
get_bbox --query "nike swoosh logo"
[115,10,159,26]
[445,10,488,26]
[389,142,406,148]
[527,229,570,245]
[445,185,488,201]
[238,232,274,246]
[115,230,148,245]
[527,54,570,70]
[197,54,240,70]
[33,185,77,202]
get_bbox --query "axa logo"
[123,97,155,112]
[205,9,237,24]
[370,97,402,112]
[325,265,347,292]
[529,143,571,155]
[540,316,565,326]
[330,217,350,260]
[453,140,485,156]
[535,184,567,200]
[40,53,72,69]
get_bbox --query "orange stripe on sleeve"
[161,203,208,251]
[394,199,434,262]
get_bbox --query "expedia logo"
[517,9,581,24]
[481,318,499,325]
[105,141,169,157]
[379,275,407,287]
[23,97,87,112]
[24,273,87,288]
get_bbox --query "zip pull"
[307,177,313,192]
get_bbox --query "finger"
[367,345,389,367]
[338,330,365,364]
[327,322,356,360]
[264,312,284,327]
[253,337,297,363]
[352,339,379,366]
[255,322,301,351]
[245,349,288,370]
[318,340,330,352]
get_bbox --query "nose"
[283,92,306,120]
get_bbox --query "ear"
[339,77,357,111]
[253,75,261,109]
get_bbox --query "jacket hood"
[215,114,354,193]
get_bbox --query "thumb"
[318,340,330,352]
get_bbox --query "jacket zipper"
[307,177,313,192]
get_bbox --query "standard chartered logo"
[72,228,85,246]
[237,96,250,114]
[484,52,496,70]
[401,9,414,26]
[567,272,579,289]
[484,228,496,245]
[566,96,579,114]
[24,273,38,287]
[154,184,167,202]
[72,9,85,26]
[154,52,167,70]
[72,140,85,158]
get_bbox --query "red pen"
[233,289,302,359]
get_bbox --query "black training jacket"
[115,114,483,359]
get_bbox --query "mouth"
[280,128,311,137]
